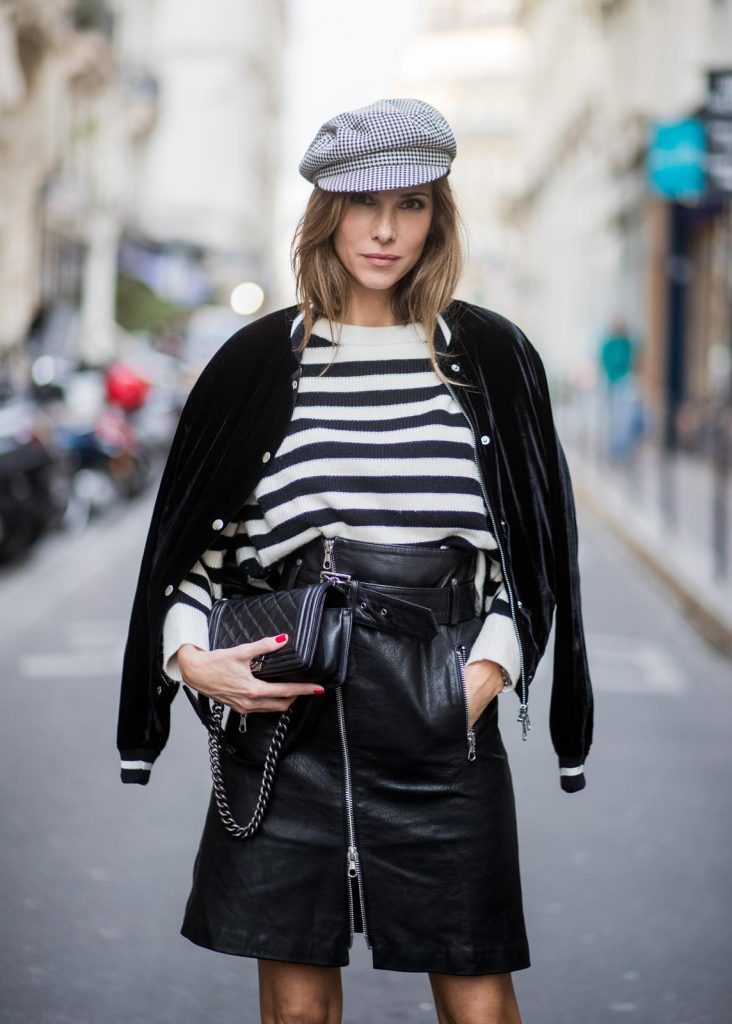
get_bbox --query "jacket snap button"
[480,435,491,445]
[291,380,298,389]
[517,600,523,608]
[359,600,368,611]
[262,451,271,463]
[212,518,224,530]
[450,362,460,372]
[379,607,388,617]
[164,584,174,596]
[500,519,506,526]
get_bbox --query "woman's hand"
[463,658,507,730]
[177,633,324,716]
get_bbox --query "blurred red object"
[105,363,151,412]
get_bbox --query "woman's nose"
[371,209,396,243]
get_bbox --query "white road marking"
[586,633,687,695]
[17,620,126,679]
[18,649,124,678]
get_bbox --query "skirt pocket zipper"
[455,644,476,761]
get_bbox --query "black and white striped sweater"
[162,318,521,689]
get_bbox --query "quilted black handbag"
[209,581,352,686]
[186,580,353,839]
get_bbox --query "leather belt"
[292,568,477,641]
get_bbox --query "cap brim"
[314,164,450,193]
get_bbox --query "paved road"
[1,491,730,1024]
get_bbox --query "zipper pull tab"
[517,703,531,741]
[467,728,476,761]
[346,845,359,878]
[322,536,334,572]
[238,713,248,734]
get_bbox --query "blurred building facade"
[397,0,529,318]
[124,0,284,313]
[0,0,285,374]
[512,0,732,454]
[0,0,114,368]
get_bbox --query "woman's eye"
[350,193,374,205]
[401,198,425,210]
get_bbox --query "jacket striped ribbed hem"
[558,756,586,793]
[120,749,158,785]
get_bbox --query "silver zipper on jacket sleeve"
[455,644,476,760]
[324,536,371,949]
[442,379,530,740]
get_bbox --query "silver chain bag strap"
[207,698,294,839]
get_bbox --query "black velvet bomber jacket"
[117,300,594,793]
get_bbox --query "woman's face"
[332,185,434,298]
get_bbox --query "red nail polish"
[275,633,287,643]
[313,687,325,694]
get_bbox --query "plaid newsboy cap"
[298,98,457,192]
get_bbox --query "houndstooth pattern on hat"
[299,98,457,192]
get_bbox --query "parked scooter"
[32,358,155,528]
[0,386,74,562]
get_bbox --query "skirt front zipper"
[324,536,371,949]
[455,643,476,761]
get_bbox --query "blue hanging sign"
[647,118,706,199]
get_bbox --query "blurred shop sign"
[701,69,732,195]
[647,118,706,200]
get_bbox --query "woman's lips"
[361,254,400,267]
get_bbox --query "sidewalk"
[565,436,732,659]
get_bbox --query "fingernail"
[275,633,287,643]
[312,687,325,694]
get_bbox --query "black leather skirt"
[180,536,530,975]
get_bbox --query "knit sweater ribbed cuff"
[464,610,520,691]
[161,600,211,684]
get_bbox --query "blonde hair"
[289,177,469,386]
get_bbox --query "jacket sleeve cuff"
[120,748,159,785]
[559,757,586,793]
[464,612,521,692]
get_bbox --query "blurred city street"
[0,476,730,1024]
[1,0,732,1021]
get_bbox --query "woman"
[117,98,594,1024]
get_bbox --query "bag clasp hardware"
[319,570,353,587]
